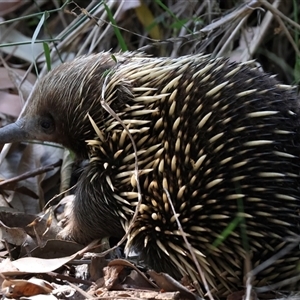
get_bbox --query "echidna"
[0,52,300,297]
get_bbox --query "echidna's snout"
[0,110,61,146]
[0,119,31,144]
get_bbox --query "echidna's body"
[1,52,300,297]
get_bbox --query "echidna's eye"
[39,115,54,133]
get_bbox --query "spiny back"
[70,54,300,296]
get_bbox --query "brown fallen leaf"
[0,220,28,246]
[2,278,53,298]
[148,270,200,300]
[0,91,22,118]
[1,239,101,275]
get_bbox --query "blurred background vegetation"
[0,0,299,88]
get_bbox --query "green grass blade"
[103,2,127,51]
[43,42,51,71]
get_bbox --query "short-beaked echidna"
[0,52,300,297]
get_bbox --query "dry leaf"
[135,1,161,40]
[0,26,44,63]
[5,255,78,274]
[1,240,99,275]
[0,91,22,117]
[0,220,27,245]
[0,1,28,17]
[2,278,53,298]
[0,143,64,214]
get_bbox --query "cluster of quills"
[0,52,299,297]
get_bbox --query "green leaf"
[103,2,127,51]
[31,11,50,74]
[43,42,51,71]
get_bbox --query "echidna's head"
[0,54,118,158]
